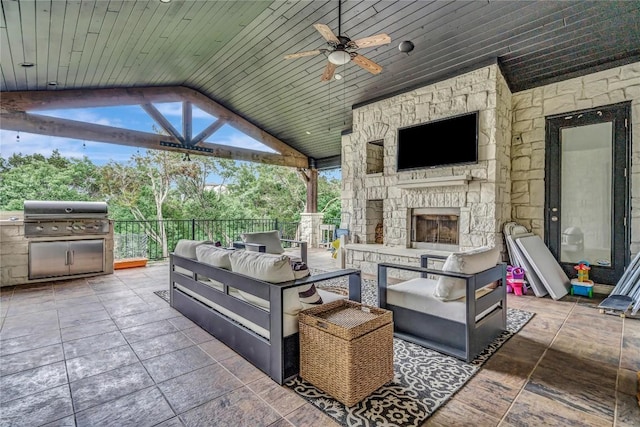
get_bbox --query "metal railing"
[112,218,300,261]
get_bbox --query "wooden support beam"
[183,101,192,144]
[0,112,308,168]
[192,119,226,146]
[140,103,184,143]
[298,168,318,213]
[0,86,308,161]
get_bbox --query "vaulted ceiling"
[2,1,639,169]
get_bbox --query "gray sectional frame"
[378,255,506,362]
[169,253,361,384]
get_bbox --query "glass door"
[545,102,630,285]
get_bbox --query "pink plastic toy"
[506,266,527,296]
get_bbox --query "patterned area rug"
[286,308,532,427]
[154,290,170,302]
[156,275,534,427]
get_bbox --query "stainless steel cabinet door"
[69,239,104,275]
[29,241,69,279]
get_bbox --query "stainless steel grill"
[24,200,110,237]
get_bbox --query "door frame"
[544,101,631,285]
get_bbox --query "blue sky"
[0,103,340,181]
[0,102,278,166]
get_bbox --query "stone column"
[299,213,324,248]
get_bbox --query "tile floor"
[0,248,639,426]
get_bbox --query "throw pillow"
[291,260,311,280]
[240,230,284,254]
[433,246,500,301]
[298,284,324,309]
[196,244,232,270]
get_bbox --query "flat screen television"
[396,111,478,171]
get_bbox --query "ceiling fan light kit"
[328,50,351,65]
[284,1,390,81]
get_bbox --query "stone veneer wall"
[342,64,512,258]
[511,62,640,255]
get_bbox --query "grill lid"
[23,200,108,219]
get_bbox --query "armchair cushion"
[433,246,500,301]
[240,230,284,254]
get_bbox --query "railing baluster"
[112,218,300,261]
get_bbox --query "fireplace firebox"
[410,208,459,251]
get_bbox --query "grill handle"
[68,250,74,265]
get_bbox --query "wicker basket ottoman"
[299,299,394,406]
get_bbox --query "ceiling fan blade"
[284,50,321,59]
[351,33,391,49]
[313,23,339,43]
[320,61,337,81]
[351,53,382,74]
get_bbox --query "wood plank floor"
[0,248,638,426]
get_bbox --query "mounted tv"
[396,111,478,171]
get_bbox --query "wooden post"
[305,169,318,213]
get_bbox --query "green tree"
[0,151,100,210]
[100,150,192,257]
[318,170,342,223]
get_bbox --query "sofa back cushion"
[229,250,295,283]
[433,246,500,301]
[174,239,212,259]
[240,230,284,254]
[196,244,232,270]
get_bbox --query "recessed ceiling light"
[159,0,171,2]
[398,40,415,53]
[305,131,311,135]
[334,74,343,80]
[20,62,35,68]
[47,81,58,86]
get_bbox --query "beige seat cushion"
[388,278,499,323]
[240,230,284,254]
[433,246,500,301]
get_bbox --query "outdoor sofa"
[169,239,361,384]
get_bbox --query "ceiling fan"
[283,1,391,81]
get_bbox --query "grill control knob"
[51,226,58,231]
[79,225,86,230]
[66,226,73,231]
[36,226,44,231]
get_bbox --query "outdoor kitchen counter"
[0,217,115,287]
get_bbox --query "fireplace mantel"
[396,174,471,189]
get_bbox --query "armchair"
[378,246,507,362]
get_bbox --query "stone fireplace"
[340,63,513,276]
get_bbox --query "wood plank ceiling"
[2,1,639,169]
